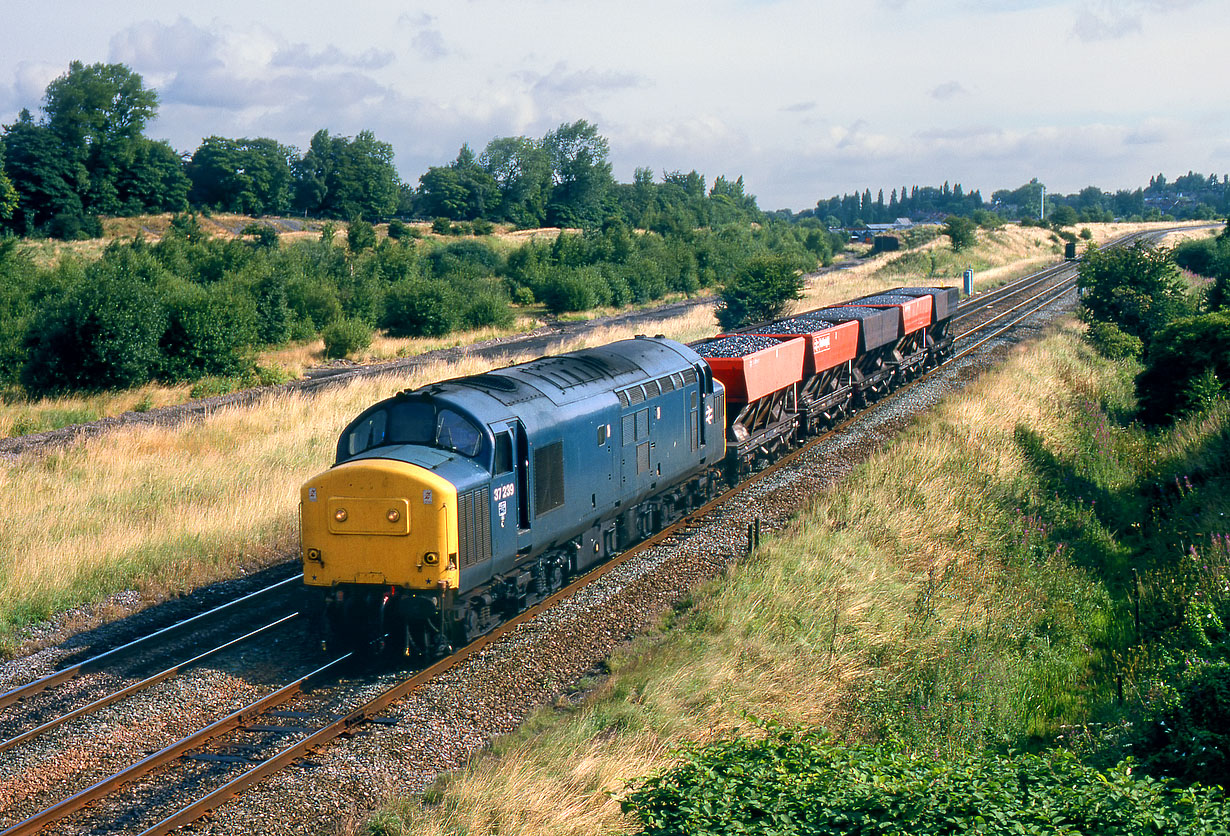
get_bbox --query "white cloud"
[930,81,968,101]
[272,44,394,71]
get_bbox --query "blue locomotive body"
[301,336,726,653]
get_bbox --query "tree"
[415,145,498,221]
[119,139,190,214]
[480,136,553,227]
[43,61,157,152]
[542,120,614,228]
[942,215,977,252]
[0,139,16,221]
[1078,241,1189,343]
[1049,204,1078,227]
[294,129,399,220]
[1,110,84,234]
[715,254,805,330]
[42,61,161,218]
[188,136,295,215]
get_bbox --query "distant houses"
[843,217,915,244]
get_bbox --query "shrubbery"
[0,211,823,396]
[1133,662,1230,788]
[1085,320,1143,360]
[321,317,372,359]
[715,254,806,330]
[382,278,459,337]
[1137,311,1230,424]
[622,725,1230,835]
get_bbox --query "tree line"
[788,173,1230,229]
[0,61,766,240]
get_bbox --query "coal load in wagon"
[893,286,960,321]
[758,315,838,335]
[854,293,919,306]
[811,306,899,352]
[694,334,783,359]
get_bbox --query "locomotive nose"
[300,459,459,591]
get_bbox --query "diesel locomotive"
[299,285,958,655]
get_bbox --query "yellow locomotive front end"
[300,458,460,654]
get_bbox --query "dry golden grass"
[0,311,733,650]
[0,384,194,438]
[363,318,1124,836]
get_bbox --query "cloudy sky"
[2,0,1226,211]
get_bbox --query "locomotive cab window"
[347,411,387,456]
[435,409,482,457]
[493,431,513,474]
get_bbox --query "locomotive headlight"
[334,508,348,522]
[386,508,401,523]
[424,551,439,565]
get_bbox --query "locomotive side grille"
[682,368,697,385]
[459,488,492,568]
[644,380,661,398]
[626,385,645,405]
[478,489,491,563]
[459,491,471,564]
[622,413,635,445]
[658,375,675,393]
[617,390,630,407]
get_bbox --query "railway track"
[3,224,1209,833]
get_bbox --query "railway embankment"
[363,318,1230,835]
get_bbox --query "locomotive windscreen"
[345,401,483,459]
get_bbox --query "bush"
[1086,320,1143,360]
[715,255,804,330]
[942,215,977,252]
[21,260,166,393]
[461,287,515,330]
[382,278,459,337]
[471,218,494,235]
[1137,311,1230,424]
[347,217,376,253]
[240,223,279,250]
[431,217,452,235]
[1078,241,1190,343]
[622,726,1230,836]
[322,317,372,359]
[1134,662,1230,787]
[538,266,611,314]
[158,283,257,381]
[386,219,408,240]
